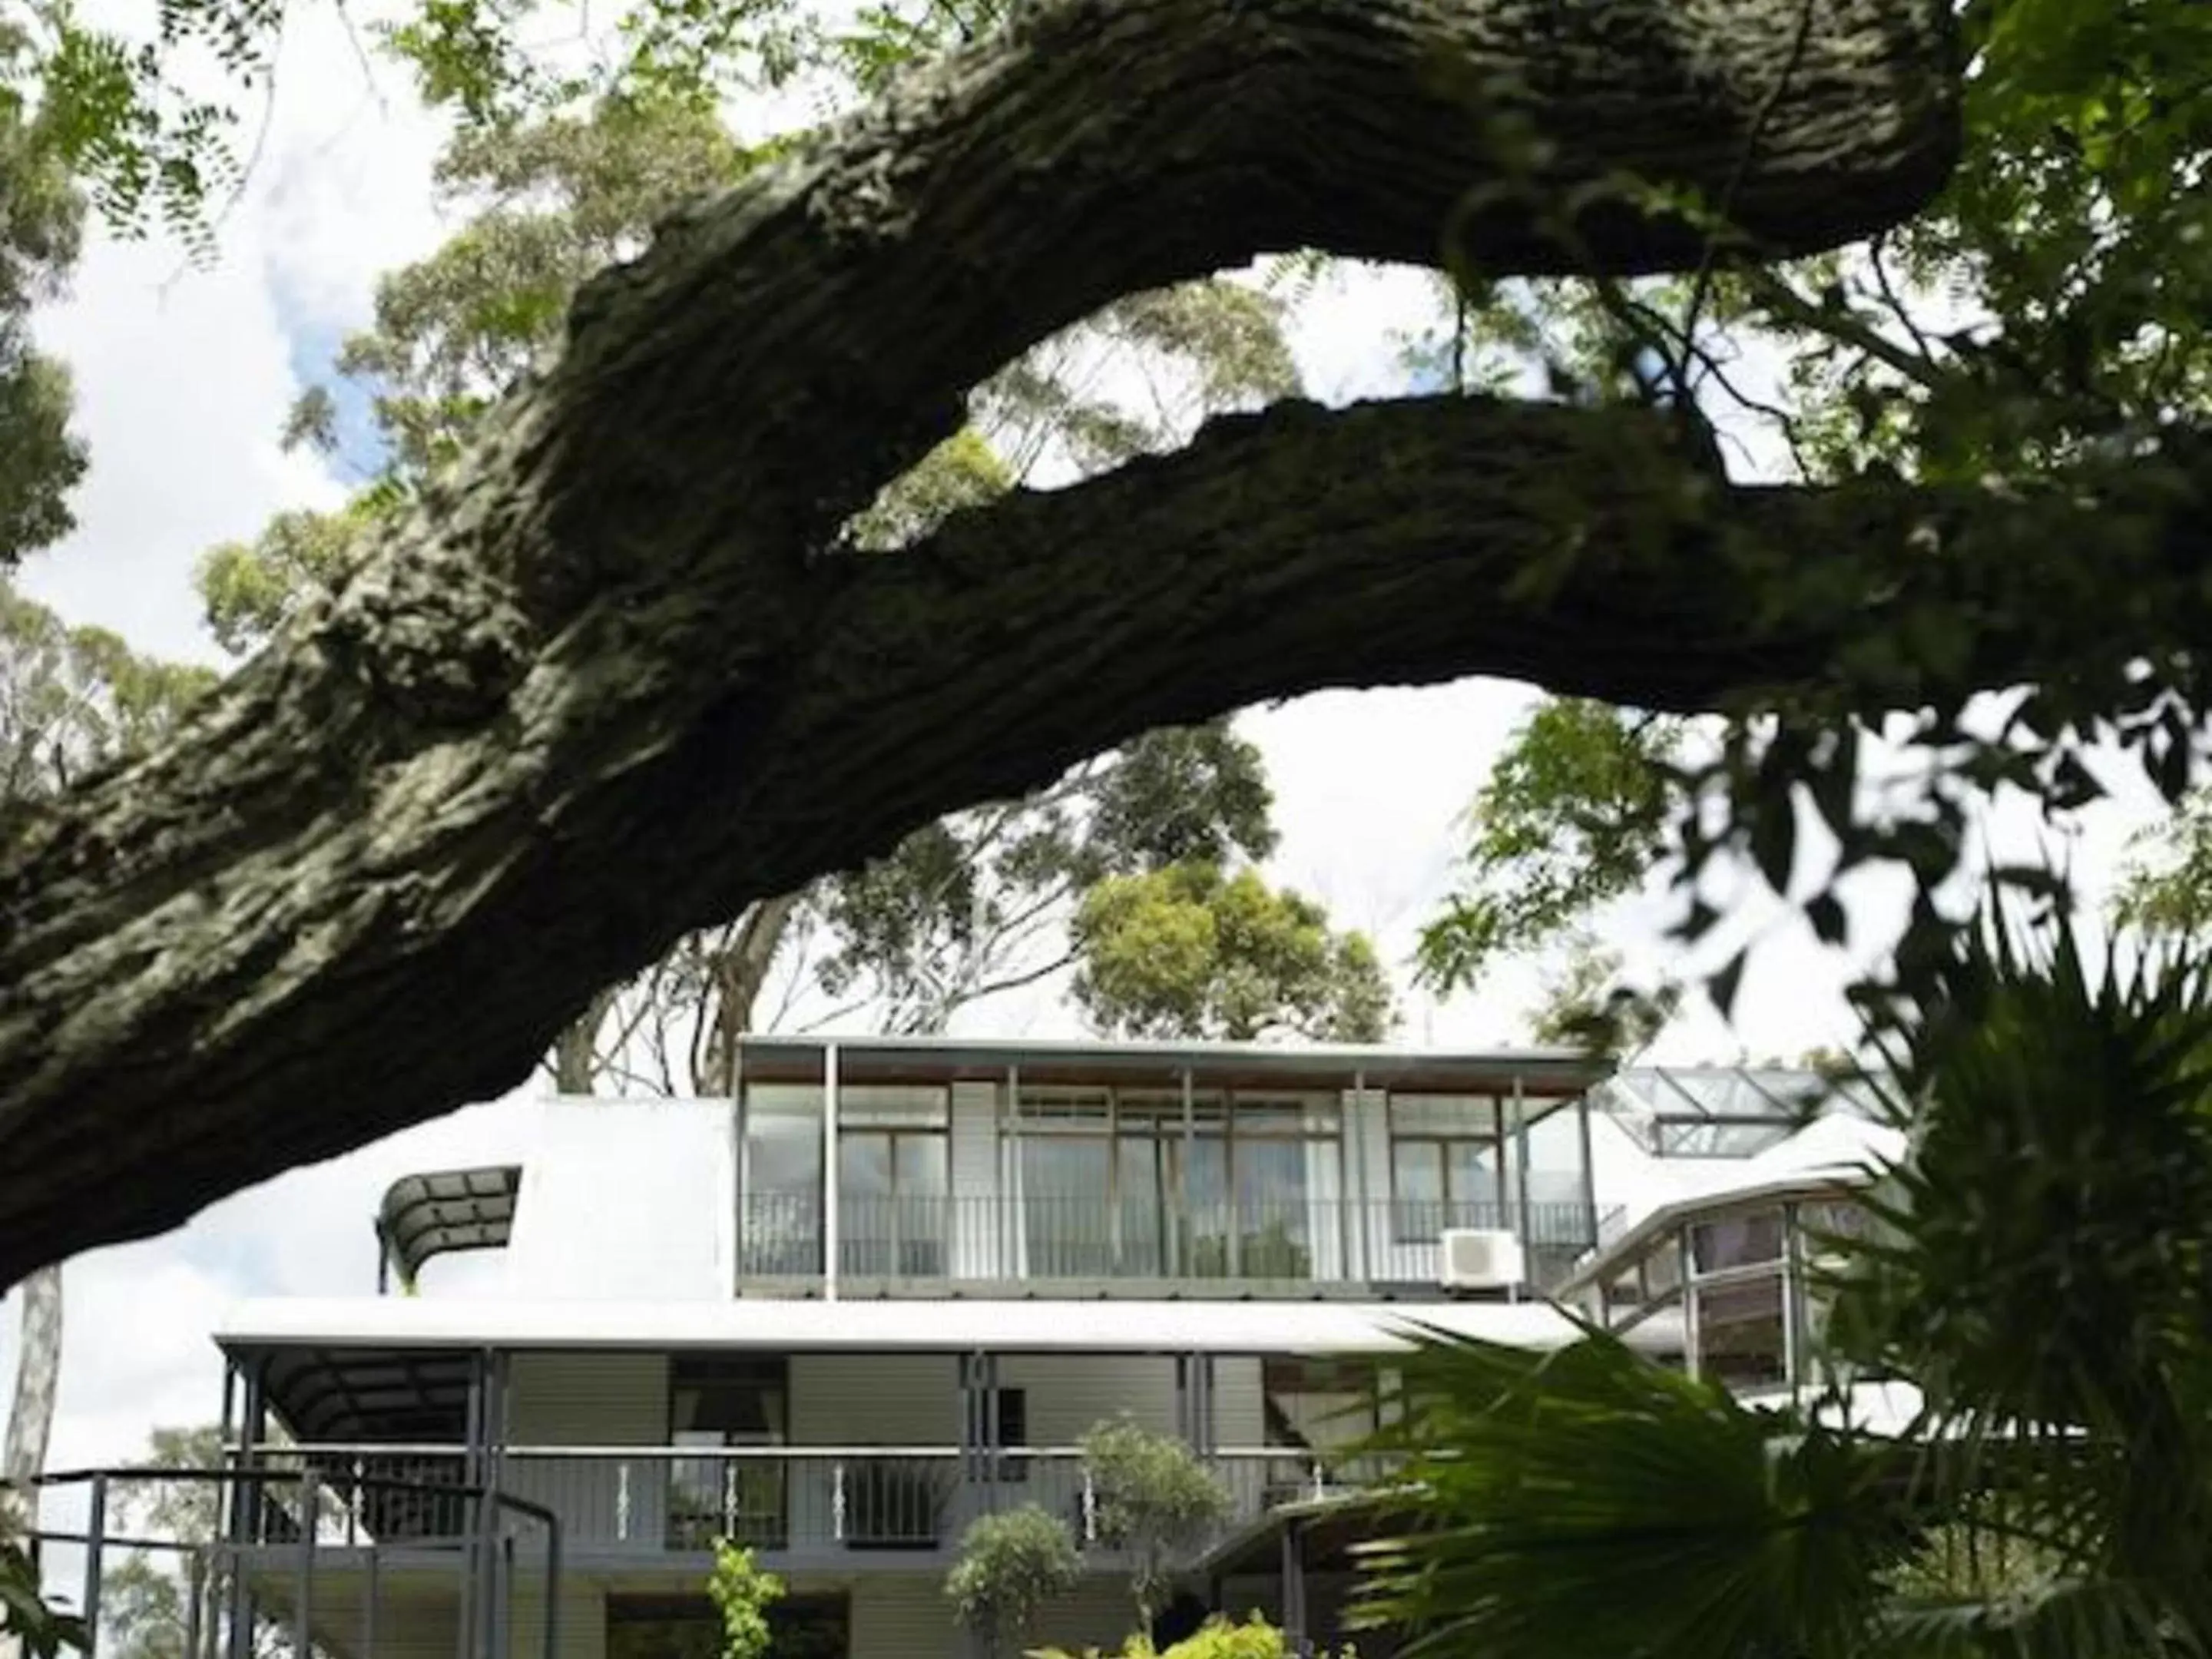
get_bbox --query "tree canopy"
[0,0,1972,1284]
[8,0,2204,1286]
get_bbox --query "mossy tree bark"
[0,0,1980,1283]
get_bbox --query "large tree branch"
[0,0,1960,1281]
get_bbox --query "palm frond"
[1349,1326,1917,1659]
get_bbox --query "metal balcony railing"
[739,1191,1609,1291]
[245,1444,1375,1561]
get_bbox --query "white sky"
[0,0,2179,1500]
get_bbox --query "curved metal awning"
[377,1164,522,1285]
[262,1344,479,1442]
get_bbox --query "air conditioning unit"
[1439,1228,1525,1291]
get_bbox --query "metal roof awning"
[734,1034,1610,1097]
[260,1344,478,1442]
[217,1295,1665,1359]
[376,1164,522,1287]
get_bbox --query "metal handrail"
[8,1464,564,1659]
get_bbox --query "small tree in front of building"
[946,1505,1083,1658]
[707,1541,783,1659]
[1081,1418,1231,1636]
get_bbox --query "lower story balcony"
[226,1443,1373,1570]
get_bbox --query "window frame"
[1386,1093,1503,1243]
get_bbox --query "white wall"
[503,1099,735,1300]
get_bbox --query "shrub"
[947,1504,1084,1656]
[707,1539,784,1659]
[1034,1612,1356,1659]
[1080,1416,1233,1631]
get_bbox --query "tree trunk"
[0,0,1967,1283]
[550,985,620,1093]
[695,891,803,1094]
[0,1265,61,1548]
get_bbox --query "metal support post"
[82,1475,108,1657]
[293,1472,317,1659]
[225,1358,266,1659]
[1512,1075,1531,1301]
[363,1541,380,1659]
[1280,1519,1309,1656]
[823,1042,841,1300]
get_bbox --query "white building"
[59,1040,1888,1659]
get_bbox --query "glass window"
[1390,1095,1501,1240]
[668,1357,786,1550]
[1237,1138,1323,1279]
[1521,1105,1591,1230]
[1016,1085,1113,1126]
[1263,1356,1379,1451]
[992,1389,1028,1481]
[1798,1199,1871,1250]
[1694,1274,1787,1390]
[839,1124,947,1278]
[1604,1266,1647,1316]
[740,1086,822,1278]
[1390,1094,1498,1135]
[1690,1208,1785,1274]
[837,1084,948,1128]
[1022,1136,1114,1277]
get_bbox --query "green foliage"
[1035,1612,1354,1659]
[812,724,1277,1034]
[0,333,83,563]
[1352,1330,1915,1659]
[845,427,1012,552]
[2112,789,2212,937]
[1080,1416,1232,1632]
[329,96,755,482]
[945,1505,1082,1651]
[1525,934,1678,1058]
[195,501,389,654]
[705,1540,784,1659]
[1419,699,1679,995]
[1368,911,2212,1657]
[1825,916,2212,1634]
[102,1426,227,1659]
[1072,863,1392,1044]
[0,1536,84,1659]
[0,19,86,563]
[1,580,214,798]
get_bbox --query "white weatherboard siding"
[789,1353,959,1444]
[848,1571,1135,1659]
[504,1353,671,1551]
[505,1576,604,1659]
[1001,1353,1174,1445]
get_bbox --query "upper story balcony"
[731,1036,1614,1299]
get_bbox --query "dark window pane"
[1690,1209,1785,1273]
[1695,1273,1787,1389]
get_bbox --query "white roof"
[215,1294,1631,1356]
[1561,1110,1903,1294]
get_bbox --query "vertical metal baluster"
[363,1541,379,1659]
[616,1462,631,1543]
[832,1462,846,1543]
[83,1474,108,1657]
[294,1472,317,1659]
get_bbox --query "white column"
[823,1042,840,1302]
